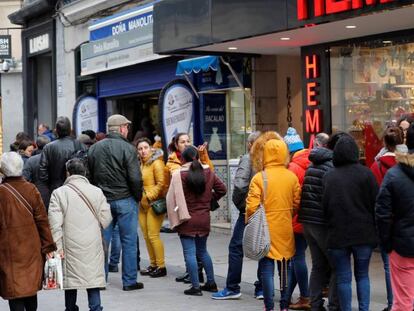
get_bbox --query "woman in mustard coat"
[246,132,301,311]
[136,138,167,278]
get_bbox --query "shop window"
[330,41,414,166]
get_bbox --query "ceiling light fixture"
[280,37,291,41]
[383,40,392,44]
[345,25,357,29]
[228,47,238,50]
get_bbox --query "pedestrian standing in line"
[10,132,31,152]
[23,135,51,208]
[0,152,56,311]
[370,126,405,311]
[38,123,56,142]
[298,132,341,311]
[246,132,301,311]
[166,145,227,296]
[376,123,414,311]
[166,132,213,283]
[212,131,263,300]
[17,139,34,164]
[39,117,86,202]
[283,127,311,310]
[323,134,378,311]
[48,159,112,311]
[136,138,167,278]
[88,114,143,291]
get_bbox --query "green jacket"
[88,132,142,202]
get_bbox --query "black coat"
[39,137,85,194]
[88,132,142,202]
[298,147,333,225]
[376,152,414,257]
[23,153,50,207]
[323,135,379,249]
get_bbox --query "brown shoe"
[289,296,311,310]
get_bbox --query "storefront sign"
[72,95,99,136]
[304,54,323,147]
[0,35,11,59]
[29,33,50,55]
[297,0,395,20]
[159,81,194,149]
[203,94,227,160]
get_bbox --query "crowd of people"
[0,113,413,311]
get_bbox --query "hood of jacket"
[291,149,310,170]
[378,153,397,170]
[396,152,414,181]
[333,135,359,167]
[143,148,164,165]
[309,147,333,165]
[251,131,287,172]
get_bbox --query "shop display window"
[330,41,414,166]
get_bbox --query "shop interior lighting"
[382,40,392,44]
[280,37,291,41]
[228,47,238,50]
[345,25,357,29]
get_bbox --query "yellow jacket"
[166,149,214,175]
[140,149,166,210]
[246,134,301,261]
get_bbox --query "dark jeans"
[380,246,393,308]
[65,288,102,311]
[259,256,289,311]
[303,224,339,311]
[226,213,262,294]
[8,295,37,311]
[180,235,215,288]
[109,223,140,269]
[287,233,309,300]
[328,245,373,311]
[103,196,138,286]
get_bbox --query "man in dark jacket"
[23,135,50,207]
[376,124,414,311]
[212,131,262,300]
[88,114,143,291]
[323,135,378,311]
[39,117,84,198]
[299,132,339,311]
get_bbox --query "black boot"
[175,272,189,283]
[149,267,167,278]
[184,286,202,296]
[140,266,157,276]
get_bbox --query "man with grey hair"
[314,133,330,148]
[212,131,263,300]
[23,135,51,207]
[88,114,143,291]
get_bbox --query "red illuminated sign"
[297,0,395,20]
[304,54,322,148]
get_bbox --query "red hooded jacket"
[370,153,397,185]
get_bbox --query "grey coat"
[48,175,112,289]
[232,154,253,214]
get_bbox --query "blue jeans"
[180,235,215,288]
[380,246,393,308]
[259,257,289,311]
[65,288,102,311]
[328,245,373,311]
[103,196,138,286]
[109,224,140,269]
[226,213,262,294]
[287,233,309,300]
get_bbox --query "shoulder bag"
[242,171,271,261]
[0,183,33,216]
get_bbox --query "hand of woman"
[59,250,65,259]
[198,142,208,152]
[46,252,54,259]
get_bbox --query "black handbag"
[210,199,220,211]
[150,198,167,215]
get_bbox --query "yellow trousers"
[139,206,165,268]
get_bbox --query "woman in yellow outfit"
[166,132,214,284]
[246,131,301,311]
[136,138,167,278]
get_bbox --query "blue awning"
[176,56,219,76]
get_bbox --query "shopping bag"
[43,255,63,290]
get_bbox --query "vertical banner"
[202,94,227,160]
[159,79,194,153]
[72,95,99,136]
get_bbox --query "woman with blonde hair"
[136,138,167,278]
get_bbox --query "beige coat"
[48,175,112,289]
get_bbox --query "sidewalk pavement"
[0,231,390,310]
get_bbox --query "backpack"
[70,140,90,180]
